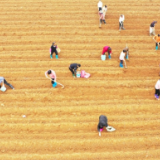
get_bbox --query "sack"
[0,85,6,92]
[101,55,106,61]
[81,70,85,78]
[84,73,90,78]
[81,70,90,78]
[57,48,61,53]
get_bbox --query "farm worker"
[153,34,160,50]
[155,79,160,100]
[98,0,103,11]
[119,50,127,68]
[102,5,107,19]
[50,42,58,59]
[69,63,81,77]
[97,115,116,136]
[45,69,57,88]
[123,47,129,60]
[119,15,125,31]
[98,8,106,27]
[0,77,14,90]
[102,46,112,59]
[149,21,157,36]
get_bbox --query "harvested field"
[0,0,160,160]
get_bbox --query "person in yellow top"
[153,34,160,50]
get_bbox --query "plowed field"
[0,0,160,159]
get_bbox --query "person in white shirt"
[102,5,107,19]
[155,79,160,100]
[119,15,125,31]
[98,0,103,11]
[119,50,127,68]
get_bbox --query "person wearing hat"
[97,115,116,136]
[69,63,81,77]
[119,49,127,68]
[149,21,157,36]
[153,34,160,50]
[97,0,103,11]
[102,46,112,59]
[155,79,160,100]
[50,42,58,59]
[0,77,14,90]
[45,69,57,88]
[98,8,106,27]
[119,15,125,31]
[102,5,107,19]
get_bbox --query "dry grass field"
[0,0,160,159]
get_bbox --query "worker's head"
[158,34,160,37]
[123,50,127,53]
[47,70,52,74]
[77,64,81,68]
[99,123,103,129]
[105,5,107,8]
[52,42,56,46]
[108,47,111,52]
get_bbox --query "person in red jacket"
[102,46,112,59]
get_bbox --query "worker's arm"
[45,71,50,80]
[153,36,157,42]
[74,68,77,77]
[51,70,57,82]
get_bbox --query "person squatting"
[97,115,115,136]
[102,46,112,59]
[69,63,81,77]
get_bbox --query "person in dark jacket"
[97,115,116,136]
[50,42,58,59]
[69,63,81,77]
[150,21,157,36]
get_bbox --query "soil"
[0,0,160,159]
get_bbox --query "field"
[0,0,160,159]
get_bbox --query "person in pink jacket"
[45,70,57,88]
[102,46,112,59]
[155,79,160,100]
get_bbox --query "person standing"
[119,15,125,31]
[102,5,107,19]
[98,8,106,27]
[45,69,57,88]
[97,0,103,11]
[153,34,160,50]
[119,50,127,68]
[97,115,116,136]
[0,77,14,90]
[69,63,81,77]
[149,21,157,36]
[102,46,112,59]
[155,79,160,100]
[50,42,58,59]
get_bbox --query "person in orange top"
[153,34,160,50]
